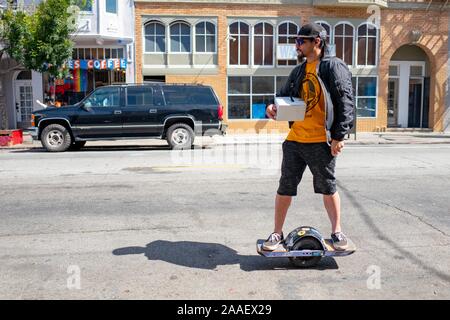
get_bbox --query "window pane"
[145,36,155,52]
[228,96,250,119]
[357,37,366,65]
[86,87,120,107]
[156,24,165,35]
[171,36,180,52]
[180,24,190,35]
[163,87,189,105]
[240,36,249,65]
[367,37,376,65]
[358,24,367,36]
[278,23,287,35]
[106,0,117,14]
[145,24,155,35]
[205,22,215,35]
[127,87,153,106]
[196,35,205,52]
[252,95,274,119]
[345,24,353,36]
[228,77,250,94]
[265,24,273,35]
[289,23,298,35]
[357,97,376,117]
[170,24,179,35]
[229,38,239,64]
[240,23,249,34]
[229,22,238,34]
[181,36,190,52]
[196,22,205,34]
[156,36,165,52]
[344,37,353,65]
[255,23,263,35]
[254,37,263,65]
[206,35,215,52]
[367,25,377,36]
[357,77,377,96]
[264,37,273,65]
[276,76,288,93]
[188,88,217,105]
[335,24,343,36]
[253,76,274,94]
[278,36,287,44]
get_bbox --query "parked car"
[30,83,227,152]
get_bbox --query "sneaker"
[262,232,284,251]
[331,232,349,251]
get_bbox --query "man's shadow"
[112,240,338,271]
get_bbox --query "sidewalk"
[1,131,450,150]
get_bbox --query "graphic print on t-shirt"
[301,72,322,116]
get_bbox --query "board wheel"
[289,237,323,268]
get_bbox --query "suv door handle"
[114,110,122,115]
[149,109,158,113]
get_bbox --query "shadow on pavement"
[112,240,339,271]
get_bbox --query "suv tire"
[41,124,72,152]
[166,123,194,150]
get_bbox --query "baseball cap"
[297,23,327,39]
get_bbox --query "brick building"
[134,0,449,133]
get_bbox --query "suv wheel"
[166,123,194,150]
[40,124,72,152]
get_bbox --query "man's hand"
[266,104,277,120]
[331,139,344,157]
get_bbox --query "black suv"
[30,84,227,152]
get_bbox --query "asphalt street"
[0,142,449,299]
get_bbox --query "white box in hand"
[274,96,306,121]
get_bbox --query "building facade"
[134,0,450,133]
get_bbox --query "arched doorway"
[13,70,33,129]
[387,45,430,129]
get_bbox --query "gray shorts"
[277,140,337,196]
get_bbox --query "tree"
[0,0,92,78]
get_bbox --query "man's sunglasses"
[295,37,315,46]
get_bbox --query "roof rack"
[107,82,206,87]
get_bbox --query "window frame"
[228,21,251,67]
[356,22,378,67]
[352,75,378,119]
[276,21,299,68]
[105,0,118,15]
[334,22,355,66]
[194,21,217,54]
[252,21,275,67]
[169,21,192,54]
[144,21,166,54]
[227,75,288,120]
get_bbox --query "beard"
[297,52,306,64]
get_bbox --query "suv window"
[163,86,216,105]
[84,87,120,107]
[127,86,154,106]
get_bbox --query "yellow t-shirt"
[286,60,327,143]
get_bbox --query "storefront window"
[228,76,282,120]
[44,47,127,107]
[353,76,377,117]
